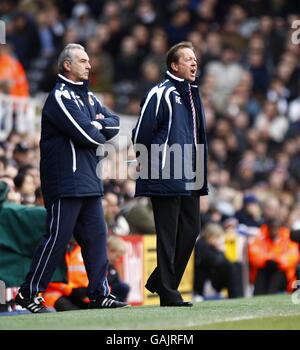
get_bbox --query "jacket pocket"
[69,140,77,172]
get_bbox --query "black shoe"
[15,292,51,313]
[145,283,156,294]
[160,300,193,307]
[89,294,130,309]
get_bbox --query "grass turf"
[1,294,300,330]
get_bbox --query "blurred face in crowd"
[20,173,36,196]
[13,150,34,165]
[263,197,281,225]
[64,48,91,82]
[142,61,161,82]
[245,202,261,220]
[264,101,277,118]
[108,246,126,264]
[104,193,119,219]
[171,47,197,82]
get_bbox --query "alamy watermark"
[0,20,6,44]
[291,20,300,44]
[96,136,205,191]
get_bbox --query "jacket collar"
[166,70,184,82]
[57,74,89,92]
[58,74,83,85]
[165,70,200,88]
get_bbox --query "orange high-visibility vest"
[43,244,89,307]
[248,224,300,291]
[0,53,29,97]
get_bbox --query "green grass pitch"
[1,294,300,330]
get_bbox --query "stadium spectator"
[205,44,245,112]
[236,194,263,230]
[67,3,96,45]
[248,197,300,295]
[6,11,40,70]
[137,60,162,98]
[86,36,114,93]
[14,169,36,205]
[104,192,130,236]
[122,197,156,234]
[0,45,29,97]
[254,100,289,144]
[43,239,89,311]
[107,235,130,302]
[12,142,34,167]
[194,223,243,299]
[145,33,168,76]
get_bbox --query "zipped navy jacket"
[40,74,119,206]
[132,71,208,197]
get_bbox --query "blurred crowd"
[1,0,300,299]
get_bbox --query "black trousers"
[19,197,109,300]
[194,261,244,298]
[147,195,200,303]
[254,267,287,295]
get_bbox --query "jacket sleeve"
[91,95,120,140]
[132,86,167,148]
[45,89,107,147]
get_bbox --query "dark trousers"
[254,268,287,295]
[111,282,130,302]
[19,197,109,300]
[146,195,200,303]
[194,261,244,298]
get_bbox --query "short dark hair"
[166,41,194,72]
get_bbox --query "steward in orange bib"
[248,223,299,295]
[43,241,89,311]
[0,45,29,97]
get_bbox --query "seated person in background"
[0,44,29,97]
[121,197,156,234]
[43,239,89,311]
[194,222,243,299]
[104,192,130,236]
[235,194,263,235]
[248,217,300,295]
[107,235,130,302]
[14,170,36,205]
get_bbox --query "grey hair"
[57,43,85,73]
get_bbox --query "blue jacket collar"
[165,70,200,88]
[57,74,89,91]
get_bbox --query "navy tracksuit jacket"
[132,70,208,197]
[20,74,119,300]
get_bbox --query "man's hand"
[91,113,105,130]
[96,113,105,120]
